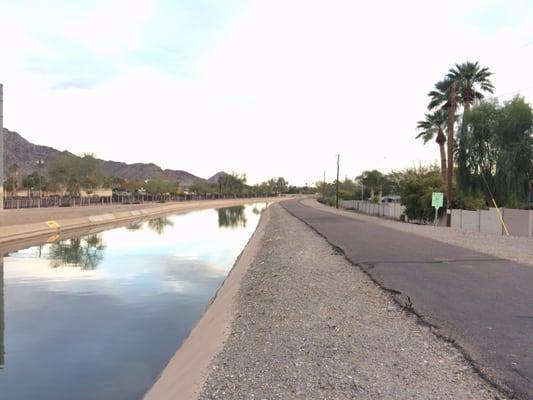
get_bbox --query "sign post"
[432,192,444,226]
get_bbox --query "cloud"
[1,0,532,185]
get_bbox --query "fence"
[339,200,405,219]
[339,200,533,238]
[451,208,533,237]
[3,193,276,210]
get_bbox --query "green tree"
[190,181,216,194]
[446,61,494,125]
[401,168,446,222]
[144,178,177,196]
[123,180,144,194]
[8,163,20,196]
[103,175,126,190]
[48,154,103,196]
[275,177,288,193]
[218,172,247,194]
[458,96,533,208]
[416,110,447,180]
[356,170,391,199]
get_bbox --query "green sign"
[432,192,444,208]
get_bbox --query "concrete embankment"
[145,202,507,400]
[144,199,272,400]
[0,198,279,249]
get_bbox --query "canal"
[0,203,267,400]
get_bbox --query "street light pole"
[37,159,44,208]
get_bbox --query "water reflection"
[0,257,4,369]
[0,203,266,400]
[217,206,247,229]
[48,235,106,270]
[147,217,174,235]
[125,222,143,231]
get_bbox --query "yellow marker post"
[45,220,61,231]
[46,234,59,243]
[491,199,510,236]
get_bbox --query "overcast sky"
[1,0,532,185]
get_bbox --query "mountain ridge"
[2,128,225,187]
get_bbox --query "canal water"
[0,203,267,400]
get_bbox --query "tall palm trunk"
[462,102,471,127]
[436,128,447,181]
[446,82,457,227]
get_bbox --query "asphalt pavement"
[282,199,533,400]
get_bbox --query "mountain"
[2,128,224,187]
[207,171,228,185]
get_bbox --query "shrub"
[401,171,446,222]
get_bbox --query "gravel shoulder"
[199,203,506,399]
[304,199,533,267]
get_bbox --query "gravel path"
[199,204,506,399]
[305,199,533,267]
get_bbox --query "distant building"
[381,195,401,203]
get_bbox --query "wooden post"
[335,154,340,209]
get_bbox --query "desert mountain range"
[3,128,225,187]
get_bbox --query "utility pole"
[446,82,457,227]
[335,154,340,209]
[0,84,3,211]
[322,170,326,199]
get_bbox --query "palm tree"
[416,110,447,180]
[446,61,494,126]
[8,163,20,197]
[427,78,454,111]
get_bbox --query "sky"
[1,0,532,185]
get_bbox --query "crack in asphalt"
[281,200,519,400]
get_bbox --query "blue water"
[0,203,267,400]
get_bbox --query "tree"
[275,177,288,193]
[123,180,144,194]
[417,110,447,180]
[3,177,17,197]
[8,163,20,196]
[356,170,389,199]
[189,181,216,194]
[401,168,446,222]
[103,175,126,190]
[218,172,247,195]
[144,178,177,197]
[48,154,103,196]
[22,172,47,197]
[458,96,533,208]
[446,61,494,125]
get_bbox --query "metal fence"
[3,193,276,210]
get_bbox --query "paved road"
[283,199,533,400]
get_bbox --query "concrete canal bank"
[0,198,280,249]
[145,202,507,400]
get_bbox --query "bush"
[318,196,336,207]
[401,171,446,222]
[454,192,487,210]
